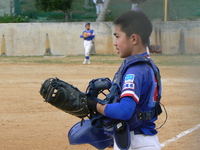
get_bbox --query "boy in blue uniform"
[80,23,95,64]
[89,11,161,149]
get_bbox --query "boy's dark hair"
[113,10,152,45]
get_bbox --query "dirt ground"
[0,55,200,150]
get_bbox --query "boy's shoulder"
[122,56,155,75]
[124,62,150,75]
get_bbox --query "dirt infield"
[0,55,200,150]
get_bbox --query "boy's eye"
[113,33,120,38]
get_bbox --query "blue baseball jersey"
[80,29,95,41]
[105,52,160,135]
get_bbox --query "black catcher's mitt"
[40,78,89,118]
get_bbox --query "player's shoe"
[83,59,90,64]
[83,59,87,64]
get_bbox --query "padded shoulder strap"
[113,54,149,85]
[113,54,161,102]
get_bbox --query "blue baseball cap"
[85,22,90,26]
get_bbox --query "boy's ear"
[131,34,140,45]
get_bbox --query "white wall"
[0,21,200,56]
[151,21,200,54]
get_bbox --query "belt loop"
[145,111,152,121]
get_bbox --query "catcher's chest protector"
[108,54,162,130]
[113,54,161,103]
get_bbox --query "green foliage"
[21,11,38,19]
[193,10,200,17]
[69,12,96,22]
[35,0,73,13]
[20,0,200,22]
[104,10,115,22]
[0,14,29,23]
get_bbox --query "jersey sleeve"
[104,96,136,120]
[120,65,144,104]
[80,31,85,38]
[90,30,95,39]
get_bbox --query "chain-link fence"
[107,0,200,21]
[15,0,200,22]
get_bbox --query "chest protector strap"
[109,54,162,128]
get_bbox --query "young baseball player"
[93,0,105,15]
[89,10,161,149]
[129,0,146,10]
[80,23,95,64]
[130,0,138,10]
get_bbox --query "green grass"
[0,55,200,66]
[151,54,200,66]
[0,55,122,64]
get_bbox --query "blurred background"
[0,0,200,23]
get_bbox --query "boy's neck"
[131,46,146,55]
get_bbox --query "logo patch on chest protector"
[125,74,135,83]
[123,82,135,90]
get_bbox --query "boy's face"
[113,26,134,58]
[85,24,90,30]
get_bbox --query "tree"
[35,0,73,22]
[96,0,111,22]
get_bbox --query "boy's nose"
[113,41,117,47]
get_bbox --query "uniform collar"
[140,52,150,58]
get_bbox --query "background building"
[0,0,20,16]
